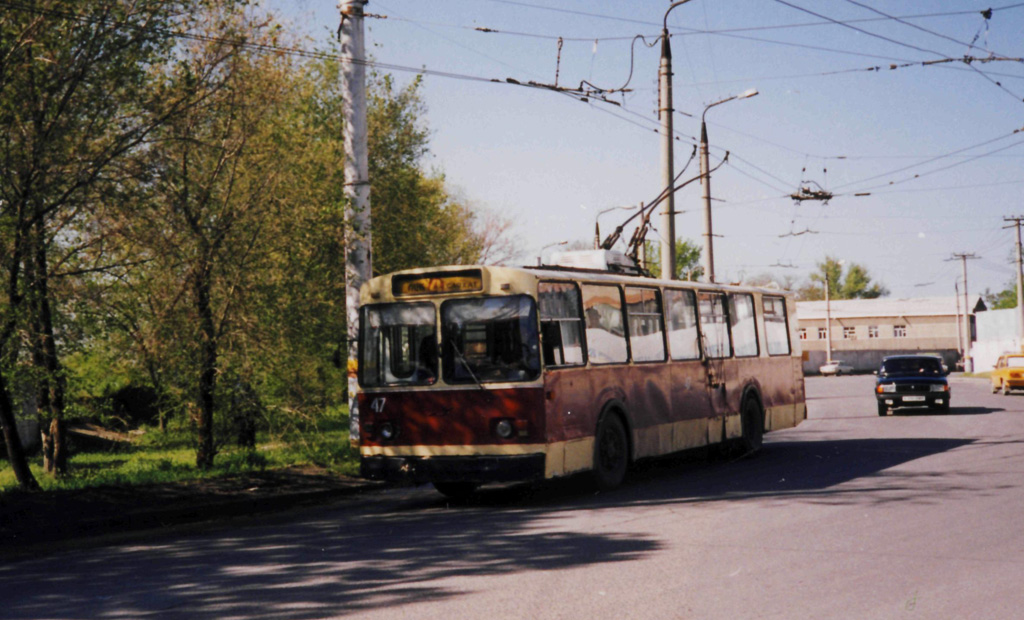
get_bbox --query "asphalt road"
[3,375,1024,619]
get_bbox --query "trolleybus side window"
[698,292,731,359]
[580,283,628,364]
[665,288,700,360]
[538,282,585,367]
[441,295,541,384]
[763,295,792,356]
[360,303,437,387]
[729,293,759,358]
[625,286,666,362]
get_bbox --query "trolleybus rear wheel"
[739,397,764,454]
[592,414,628,490]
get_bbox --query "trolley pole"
[341,0,371,445]
[1003,216,1024,351]
[949,252,979,372]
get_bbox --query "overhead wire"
[773,0,1024,102]
[840,0,1002,56]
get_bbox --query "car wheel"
[592,413,629,490]
[992,382,999,394]
[738,397,764,455]
[877,402,888,417]
[1002,381,1011,396]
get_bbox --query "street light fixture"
[699,88,758,283]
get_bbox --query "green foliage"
[0,414,357,494]
[643,239,704,280]
[800,256,889,300]
[985,282,1018,309]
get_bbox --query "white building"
[796,296,985,374]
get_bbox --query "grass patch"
[0,407,359,494]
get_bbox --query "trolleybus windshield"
[360,303,437,387]
[441,295,541,384]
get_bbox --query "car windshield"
[880,357,942,376]
[442,295,541,384]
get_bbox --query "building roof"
[796,295,986,320]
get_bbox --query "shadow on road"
[891,406,1002,416]
[0,436,980,619]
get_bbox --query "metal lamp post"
[699,88,758,283]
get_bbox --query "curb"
[0,479,387,558]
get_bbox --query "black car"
[875,355,951,416]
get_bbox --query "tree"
[799,256,888,300]
[643,239,704,280]
[365,74,518,274]
[0,0,197,485]
[113,6,300,468]
[743,272,798,290]
[984,281,1018,309]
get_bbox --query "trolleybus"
[356,251,806,497]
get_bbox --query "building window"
[817,327,827,339]
[843,326,856,339]
[798,328,807,340]
[868,325,879,339]
[894,325,907,338]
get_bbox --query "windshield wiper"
[448,332,487,390]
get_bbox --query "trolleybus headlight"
[379,422,397,440]
[495,419,514,439]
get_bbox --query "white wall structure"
[973,307,1022,372]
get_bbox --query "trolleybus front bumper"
[361,453,546,484]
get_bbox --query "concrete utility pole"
[954,280,964,359]
[825,271,833,364]
[949,252,979,372]
[1004,216,1024,351]
[658,3,691,280]
[341,0,371,445]
[699,89,757,283]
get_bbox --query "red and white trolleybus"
[356,251,806,497]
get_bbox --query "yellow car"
[991,354,1024,395]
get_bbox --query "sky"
[266,0,1024,300]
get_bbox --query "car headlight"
[930,384,948,392]
[878,383,897,393]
